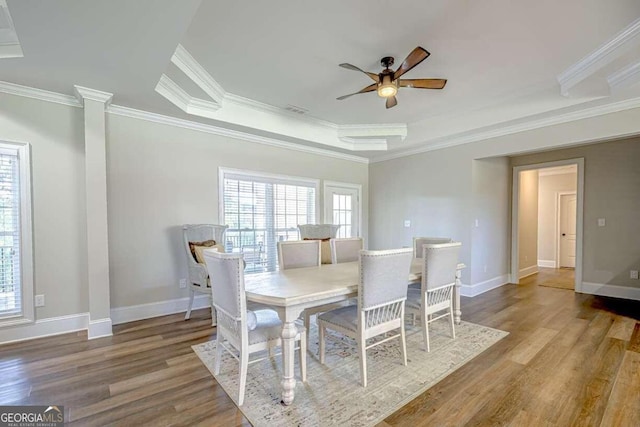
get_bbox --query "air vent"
[284,105,308,115]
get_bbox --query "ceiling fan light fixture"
[377,74,397,98]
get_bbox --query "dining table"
[244,258,465,405]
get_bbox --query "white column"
[75,86,113,339]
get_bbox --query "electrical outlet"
[35,294,45,307]
[598,218,606,227]
[403,220,411,228]
[475,219,479,227]
[484,265,488,273]
[631,270,639,280]
[179,279,187,289]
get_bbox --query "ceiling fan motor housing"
[381,56,395,69]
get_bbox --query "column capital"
[74,85,113,106]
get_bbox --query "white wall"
[105,113,369,310]
[0,93,86,320]
[537,172,577,265]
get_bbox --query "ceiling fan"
[337,46,446,109]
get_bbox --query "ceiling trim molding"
[0,80,81,107]
[607,61,640,92]
[338,137,388,151]
[172,44,226,104]
[155,74,221,117]
[107,104,369,164]
[73,85,113,106]
[370,96,640,163]
[557,17,640,96]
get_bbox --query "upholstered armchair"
[183,224,228,322]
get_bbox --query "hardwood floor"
[1,270,639,426]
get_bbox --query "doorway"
[323,181,362,238]
[511,159,584,291]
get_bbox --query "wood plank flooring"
[1,270,639,426]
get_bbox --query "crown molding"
[0,80,81,107]
[558,17,640,96]
[107,104,369,164]
[370,96,640,163]
[338,137,388,151]
[155,74,221,117]
[172,44,226,104]
[73,85,113,106]
[607,61,640,92]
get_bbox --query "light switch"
[474,219,479,227]
[597,218,606,227]
[403,220,411,228]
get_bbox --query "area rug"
[192,320,507,427]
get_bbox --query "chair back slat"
[359,248,413,310]
[330,237,363,264]
[422,242,461,291]
[278,240,321,270]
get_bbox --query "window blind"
[222,170,317,273]
[0,148,22,318]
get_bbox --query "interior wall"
[0,93,86,320]
[470,157,510,285]
[518,170,539,277]
[537,172,577,265]
[106,113,369,309]
[511,137,640,289]
[368,143,474,276]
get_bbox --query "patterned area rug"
[193,320,507,427]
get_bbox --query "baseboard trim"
[538,260,556,268]
[460,275,509,297]
[519,265,539,279]
[88,317,113,339]
[0,312,89,345]
[111,294,211,325]
[581,282,640,301]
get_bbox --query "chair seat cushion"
[248,309,304,345]
[317,304,358,332]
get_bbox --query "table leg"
[454,269,462,324]
[280,319,298,405]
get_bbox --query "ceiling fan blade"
[336,83,378,100]
[339,63,380,82]
[399,78,447,89]
[385,96,398,109]
[393,47,431,80]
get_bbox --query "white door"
[559,193,577,268]
[324,183,360,238]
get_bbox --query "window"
[0,142,33,325]
[219,168,319,273]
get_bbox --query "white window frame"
[218,167,320,272]
[0,140,34,327]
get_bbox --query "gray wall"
[537,172,577,264]
[106,113,369,308]
[511,137,640,288]
[0,93,87,319]
[518,169,539,276]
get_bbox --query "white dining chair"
[277,240,322,270]
[406,242,461,352]
[182,224,228,322]
[330,237,363,264]
[318,248,413,387]
[412,237,453,259]
[202,250,307,406]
